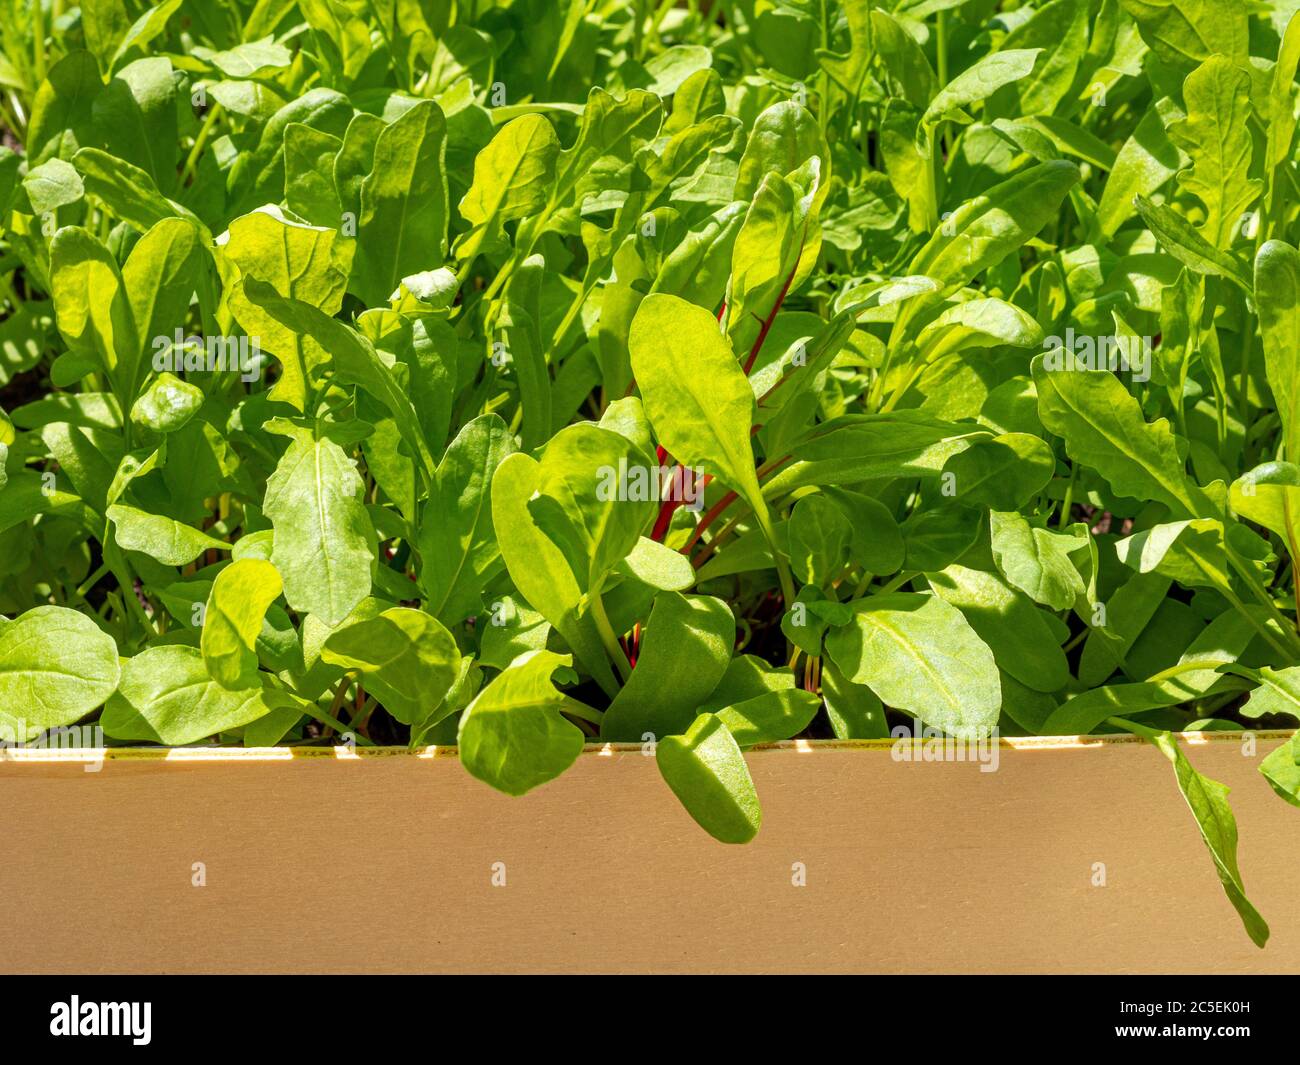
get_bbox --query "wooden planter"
[2,731,1297,974]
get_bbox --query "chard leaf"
[322,607,460,725]
[1256,241,1300,460]
[201,559,283,691]
[458,650,585,796]
[0,606,120,742]
[263,425,376,627]
[107,503,229,565]
[656,713,762,844]
[601,591,735,741]
[352,100,449,306]
[1146,728,1269,948]
[1032,355,1208,517]
[906,160,1080,299]
[102,645,276,745]
[418,414,516,626]
[630,293,766,523]
[824,592,1002,738]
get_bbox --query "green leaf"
[0,606,120,742]
[601,591,735,741]
[107,503,229,565]
[989,511,1087,610]
[1133,195,1252,292]
[457,650,586,796]
[822,659,890,738]
[824,592,1002,737]
[915,297,1044,362]
[1166,56,1262,250]
[101,645,276,745]
[942,432,1054,510]
[201,559,283,691]
[1147,729,1269,948]
[73,147,205,235]
[129,372,203,434]
[223,208,353,411]
[734,100,829,211]
[616,536,696,591]
[239,281,434,477]
[193,36,293,79]
[906,160,1080,299]
[550,88,662,211]
[928,565,1071,693]
[456,113,559,257]
[997,0,1088,116]
[418,414,517,625]
[1118,0,1247,74]
[263,425,375,626]
[284,124,344,227]
[28,51,103,165]
[49,226,138,395]
[767,412,987,495]
[725,165,823,357]
[496,254,552,451]
[656,713,762,844]
[1256,241,1300,461]
[121,216,206,402]
[92,57,178,193]
[787,493,852,586]
[715,689,820,746]
[1114,518,1228,591]
[492,452,619,696]
[322,607,460,725]
[1094,100,1183,239]
[824,487,905,575]
[1259,734,1300,808]
[23,157,84,215]
[630,293,767,525]
[352,100,449,306]
[1242,666,1300,723]
[921,49,1041,133]
[1032,354,1208,517]
[528,422,654,591]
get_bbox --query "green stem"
[754,506,797,609]
[32,0,46,88]
[1105,715,1162,740]
[589,587,633,683]
[181,103,223,188]
[1059,462,1077,529]
[308,704,375,746]
[67,561,111,607]
[936,11,949,88]
[559,695,604,725]
[1221,574,1298,661]
[849,570,875,600]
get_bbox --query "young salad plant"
[0,0,1297,947]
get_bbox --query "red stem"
[742,237,802,375]
[651,258,797,541]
